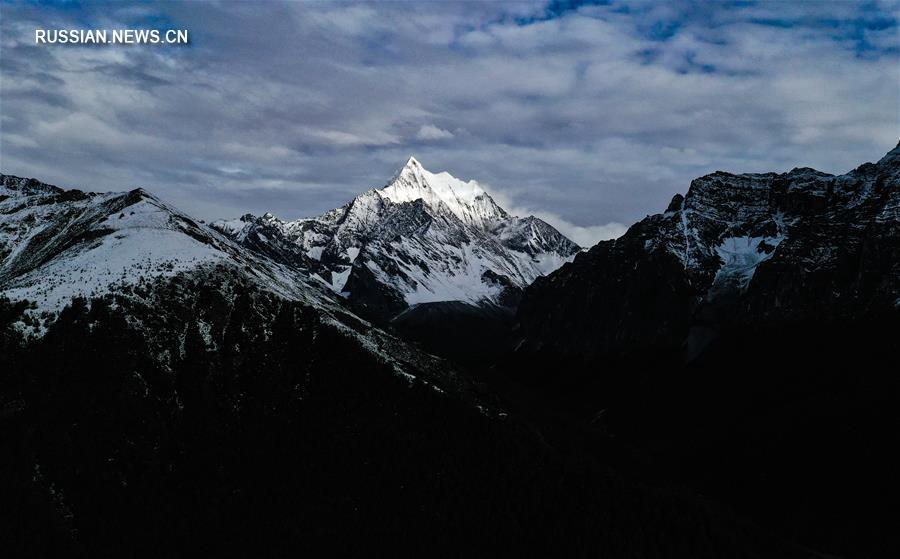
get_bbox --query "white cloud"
[548,219,628,247]
[416,124,454,141]
[307,128,400,147]
[478,181,627,247]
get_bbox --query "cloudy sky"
[1,0,898,246]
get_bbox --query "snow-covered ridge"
[0,174,348,330]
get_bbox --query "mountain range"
[2,143,899,557]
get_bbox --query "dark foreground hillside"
[0,282,815,558]
[497,313,900,559]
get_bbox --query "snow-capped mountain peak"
[379,157,505,227]
[213,158,580,319]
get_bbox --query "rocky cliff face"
[517,142,900,361]
[214,157,580,319]
[507,144,900,559]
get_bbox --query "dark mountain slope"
[508,142,900,557]
[390,300,516,366]
[0,278,818,558]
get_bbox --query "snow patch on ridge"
[713,235,784,290]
